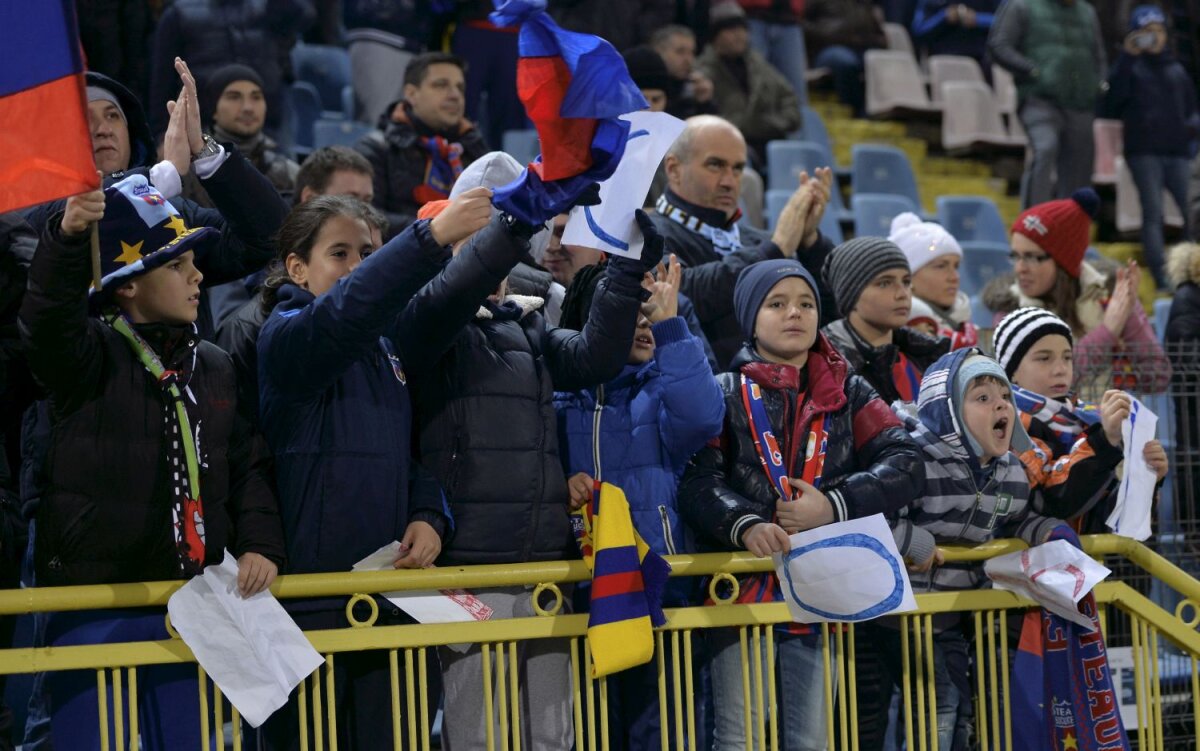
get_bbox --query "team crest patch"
[1022,214,1049,236]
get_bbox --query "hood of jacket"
[728,333,851,415]
[910,291,971,329]
[1169,242,1200,288]
[86,71,155,170]
[475,294,545,320]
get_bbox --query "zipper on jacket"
[591,385,605,482]
[659,506,678,556]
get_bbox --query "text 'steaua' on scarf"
[572,482,669,677]
[487,0,648,224]
[90,174,221,575]
[1010,526,1130,751]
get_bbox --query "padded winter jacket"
[257,219,452,575]
[679,336,925,551]
[822,318,950,405]
[554,317,725,562]
[20,221,284,586]
[394,217,645,566]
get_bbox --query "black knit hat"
[992,307,1074,379]
[202,64,267,127]
[821,237,911,319]
[622,46,672,94]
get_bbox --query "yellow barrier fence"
[0,534,1197,750]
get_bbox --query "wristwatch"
[191,134,220,162]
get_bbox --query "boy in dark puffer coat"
[393,201,661,750]
[679,259,924,751]
[553,254,725,749]
[20,176,284,750]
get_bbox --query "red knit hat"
[1010,188,1099,278]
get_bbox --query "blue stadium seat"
[959,241,1011,297]
[289,81,324,151]
[313,119,375,150]
[341,85,356,120]
[800,105,833,155]
[1154,297,1172,343]
[502,129,539,166]
[819,205,844,244]
[851,193,920,237]
[936,195,1008,244]
[292,43,352,115]
[765,140,850,223]
[851,144,922,207]
[969,294,994,328]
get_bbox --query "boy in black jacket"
[679,259,924,750]
[19,175,284,751]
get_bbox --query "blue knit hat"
[1130,4,1166,30]
[91,174,217,297]
[734,259,820,342]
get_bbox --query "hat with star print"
[90,174,218,297]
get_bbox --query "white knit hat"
[888,212,962,274]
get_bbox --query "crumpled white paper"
[985,539,1111,631]
[562,110,686,259]
[353,542,494,623]
[167,551,324,727]
[772,514,917,624]
[1106,397,1158,541]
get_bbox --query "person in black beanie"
[181,63,299,208]
[821,236,950,404]
[624,46,675,112]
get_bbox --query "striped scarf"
[656,194,743,254]
[1011,385,1101,455]
[413,134,466,205]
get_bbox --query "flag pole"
[90,223,101,291]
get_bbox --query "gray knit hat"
[821,237,911,318]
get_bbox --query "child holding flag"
[678,259,924,750]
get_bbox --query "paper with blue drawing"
[561,110,686,259]
[771,514,917,624]
[1105,396,1157,541]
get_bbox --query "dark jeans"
[813,45,865,115]
[877,622,973,750]
[1017,97,1094,208]
[1126,153,1192,289]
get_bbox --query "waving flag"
[572,482,670,678]
[1009,527,1129,750]
[0,0,98,213]
[488,0,648,225]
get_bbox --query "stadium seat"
[800,105,833,154]
[928,55,986,105]
[959,241,1011,297]
[991,64,1018,117]
[502,129,540,166]
[851,144,922,207]
[865,50,939,119]
[940,81,1026,154]
[767,140,827,191]
[1093,119,1123,186]
[969,294,994,328]
[937,196,1009,244]
[341,85,355,120]
[289,81,324,151]
[852,193,920,237]
[291,43,352,115]
[347,28,415,125]
[313,119,375,150]
[1114,155,1185,233]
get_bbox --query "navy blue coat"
[257,219,452,575]
[1103,51,1200,157]
[554,316,725,560]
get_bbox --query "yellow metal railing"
[0,534,1196,750]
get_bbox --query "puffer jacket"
[394,218,645,566]
[20,221,284,587]
[356,101,489,239]
[679,336,925,551]
[1167,243,1200,453]
[554,317,725,562]
[822,318,950,405]
[257,219,452,575]
[889,348,1061,593]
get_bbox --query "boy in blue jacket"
[554,254,725,750]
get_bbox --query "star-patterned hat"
[90,174,218,296]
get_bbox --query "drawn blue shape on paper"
[780,533,905,621]
[580,128,653,251]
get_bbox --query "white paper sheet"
[167,551,324,727]
[771,514,917,624]
[985,539,1111,631]
[561,110,686,259]
[1106,397,1158,541]
[352,542,494,623]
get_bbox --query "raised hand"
[771,182,815,257]
[798,167,834,248]
[1099,389,1132,447]
[61,180,106,237]
[175,58,204,155]
[643,254,682,322]
[1103,265,1136,337]
[164,86,192,178]
[431,187,493,246]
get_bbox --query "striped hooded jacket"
[891,348,1063,592]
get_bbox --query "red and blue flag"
[488,0,648,225]
[0,0,98,213]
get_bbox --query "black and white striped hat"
[992,307,1074,378]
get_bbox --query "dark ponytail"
[261,195,372,314]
